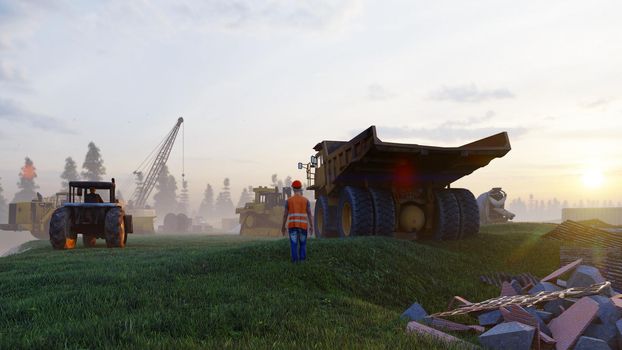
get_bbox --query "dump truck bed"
[312,126,511,195]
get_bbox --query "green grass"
[0,223,561,349]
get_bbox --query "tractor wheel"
[433,189,460,240]
[369,188,396,236]
[105,208,126,248]
[83,234,97,248]
[314,195,337,238]
[49,207,70,249]
[337,186,373,237]
[450,188,480,238]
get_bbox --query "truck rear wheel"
[433,190,460,240]
[105,208,126,248]
[450,188,480,238]
[83,234,97,247]
[315,195,337,238]
[337,186,373,237]
[369,188,395,235]
[49,207,71,249]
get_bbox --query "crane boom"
[130,117,184,208]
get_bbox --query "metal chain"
[431,282,611,318]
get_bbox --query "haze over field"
[1,0,621,214]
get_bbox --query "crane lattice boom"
[130,117,184,208]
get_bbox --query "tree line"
[0,142,297,223]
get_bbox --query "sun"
[582,168,604,188]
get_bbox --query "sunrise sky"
[1,0,621,213]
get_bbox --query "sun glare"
[582,168,604,188]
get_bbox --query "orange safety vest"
[287,195,309,229]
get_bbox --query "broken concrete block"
[535,310,553,323]
[528,281,562,294]
[524,307,552,336]
[543,298,575,317]
[589,295,621,324]
[615,319,622,350]
[541,258,582,283]
[584,323,617,350]
[510,279,523,294]
[574,336,612,350]
[478,309,502,326]
[401,302,428,322]
[567,265,606,288]
[548,297,599,350]
[406,321,472,347]
[478,321,535,350]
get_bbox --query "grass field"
[0,223,560,349]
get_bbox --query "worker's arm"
[306,200,313,235]
[281,202,289,236]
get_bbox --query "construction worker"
[84,187,104,203]
[281,180,313,262]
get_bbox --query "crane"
[129,117,184,209]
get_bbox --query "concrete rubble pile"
[403,258,622,350]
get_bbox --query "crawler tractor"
[236,186,292,236]
[302,126,511,240]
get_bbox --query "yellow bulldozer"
[236,186,292,236]
[0,192,68,239]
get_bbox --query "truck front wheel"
[105,208,126,248]
[315,195,337,238]
[49,207,71,249]
[450,188,480,238]
[433,190,460,240]
[337,187,373,237]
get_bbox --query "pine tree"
[214,178,234,218]
[153,165,178,217]
[12,157,39,202]
[81,142,106,181]
[60,157,79,191]
[0,177,8,224]
[237,186,254,208]
[178,177,189,215]
[198,184,214,219]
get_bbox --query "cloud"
[370,112,527,142]
[582,97,616,109]
[366,83,396,101]
[0,60,26,83]
[0,98,74,133]
[169,0,362,32]
[430,84,515,103]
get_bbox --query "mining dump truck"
[0,192,68,239]
[236,186,292,236]
[48,179,133,249]
[303,126,511,240]
[477,187,516,225]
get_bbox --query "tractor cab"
[66,180,118,205]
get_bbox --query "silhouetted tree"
[153,165,178,217]
[81,142,106,181]
[178,177,189,215]
[198,184,214,219]
[215,178,234,218]
[0,177,7,223]
[237,186,254,208]
[12,157,39,202]
[60,157,79,191]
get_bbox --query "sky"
[1,0,621,216]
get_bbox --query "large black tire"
[83,234,97,247]
[433,190,460,240]
[105,208,126,248]
[314,195,337,238]
[49,207,70,249]
[369,188,396,236]
[450,188,480,238]
[337,186,373,237]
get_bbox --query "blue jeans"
[288,228,307,262]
